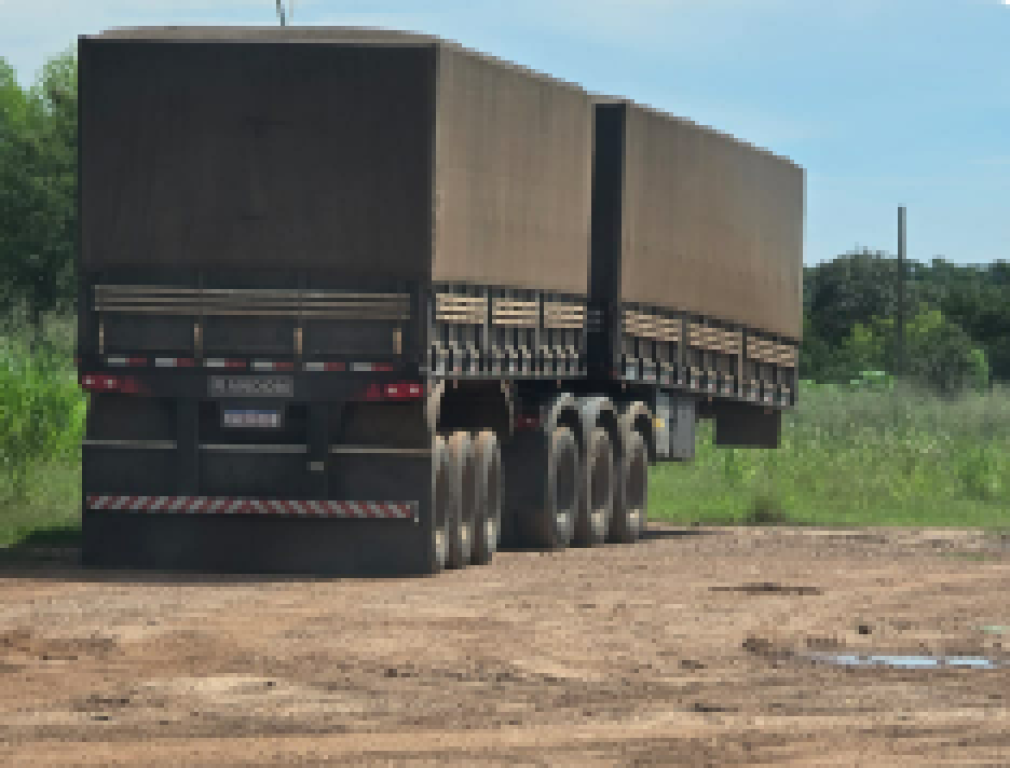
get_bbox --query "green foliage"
[0,52,78,331]
[0,315,85,499]
[841,306,988,395]
[0,314,84,547]
[803,250,1010,393]
[804,249,918,348]
[651,383,1010,529]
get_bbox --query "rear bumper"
[82,437,435,576]
[81,507,433,576]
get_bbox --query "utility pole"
[896,206,906,378]
[276,0,288,26]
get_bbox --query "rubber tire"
[425,436,450,575]
[574,427,615,547]
[446,432,475,570]
[609,429,648,543]
[520,426,579,550]
[471,431,502,566]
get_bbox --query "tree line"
[803,250,1008,393]
[2,52,1007,393]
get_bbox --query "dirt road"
[1,525,1008,766]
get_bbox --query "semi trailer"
[77,27,804,576]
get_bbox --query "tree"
[805,249,922,349]
[843,306,988,395]
[0,52,78,335]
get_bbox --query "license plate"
[223,409,283,429]
[209,375,293,398]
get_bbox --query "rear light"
[80,373,145,394]
[384,381,424,399]
[362,380,425,401]
[516,415,541,431]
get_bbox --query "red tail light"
[362,380,425,401]
[80,373,145,394]
[516,415,541,431]
[384,381,424,400]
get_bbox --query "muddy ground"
[1,525,1008,766]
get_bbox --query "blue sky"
[1,0,1007,264]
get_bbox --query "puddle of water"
[804,653,1007,670]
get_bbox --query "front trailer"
[78,271,796,576]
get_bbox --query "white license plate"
[223,409,282,429]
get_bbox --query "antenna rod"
[276,0,287,26]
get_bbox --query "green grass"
[651,383,1010,529]
[2,315,1010,548]
[0,315,84,548]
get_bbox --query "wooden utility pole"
[896,206,906,377]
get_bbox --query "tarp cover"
[80,28,593,296]
[616,102,805,340]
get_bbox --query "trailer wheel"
[574,427,614,547]
[610,430,649,543]
[424,436,451,575]
[471,431,501,565]
[446,432,475,569]
[520,426,578,550]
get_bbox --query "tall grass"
[652,382,1010,528]
[0,315,85,546]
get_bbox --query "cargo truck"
[77,28,804,576]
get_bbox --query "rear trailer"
[77,28,803,576]
[588,99,804,449]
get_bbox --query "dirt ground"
[1,525,1009,766]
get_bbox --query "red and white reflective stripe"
[154,357,196,368]
[304,362,347,372]
[251,360,295,372]
[86,495,417,520]
[106,356,148,367]
[351,362,396,373]
[205,359,247,369]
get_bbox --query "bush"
[0,315,85,501]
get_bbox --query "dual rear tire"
[518,423,647,551]
[429,418,648,574]
[518,427,580,549]
[428,430,502,575]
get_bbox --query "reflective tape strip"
[155,357,195,368]
[85,495,417,520]
[304,362,347,372]
[83,439,177,450]
[252,361,295,372]
[106,356,147,367]
[205,359,247,369]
